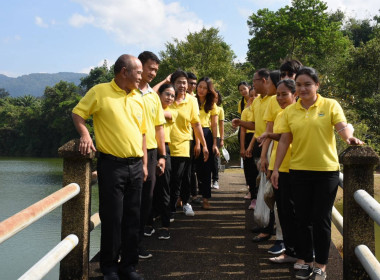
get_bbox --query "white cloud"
[35,16,49,28]
[2,35,21,44]
[323,0,379,20]
[79,59,113,74]
[69,0,206,47]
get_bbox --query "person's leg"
[211,137,221,185]
[277,172,296,257]
[119,160,144,274]
[159,144,172,229]
[139,149,157,240]
[98,157,126,275]
[196,128,213,203]
[169,157,186,213]
[290,170,314,264]
[311,171,339,266]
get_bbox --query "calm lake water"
[0,157,100,279]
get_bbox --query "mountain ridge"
[0,72,87,97]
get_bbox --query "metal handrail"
[332,206,343,235]
[355,245,380,280]
[0,183,80,244]
[18,234,79,280]
[354,189,380,227]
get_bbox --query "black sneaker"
[295,264,313,279]
[138,247,152,259]
[311,267,327,280]
[158,229,170,240]
[143,226,155,237]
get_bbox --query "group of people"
[232,60,363,280]
[72,51,224,280]
[72,51,363,280]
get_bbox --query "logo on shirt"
[318,111,325,117]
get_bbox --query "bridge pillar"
[58,139,95,280]
[339,146,379,280]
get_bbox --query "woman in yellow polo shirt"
[271,67,363,280]
[154,84,177,239]
[258,79,297,264]
[237,81,250,114]
[195,77,220,209]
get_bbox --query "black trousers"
[211,137,221,182]
[139,149,157,243]
[290,170,339,264]
[243,133,258,198]
[187,139,198,197]
[153,144,171,227]
[97,156,143,275]
[274,172,296,257]
[195,127,214,199]
[170,156,190,212]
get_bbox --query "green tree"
[156,27,250,121]
[0,88,9,98]
[79,60,114,93]
[342,18,375,47]
[247,0,350,70]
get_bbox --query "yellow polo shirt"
[216,106,225,138]
[241,106,255,134]
[140,87,166,149]
[199,103,218,128]
[169,93,200,157]
[250,95,272,138]
[263,95,282,123]
[278,94,346,171]
[163,107,177,144]
[268,110,292,172]
[237,98,247,114]
[72,79,146,158]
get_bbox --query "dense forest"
[0,0,379,157]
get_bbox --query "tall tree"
[247,0,350,70]
[79,60,114,93]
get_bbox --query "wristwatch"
[158,154,167,160]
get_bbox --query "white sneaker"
[183,203,195,216]
[212,181,219,189]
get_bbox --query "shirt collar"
[139,84,154,96]
[295,93,322,110]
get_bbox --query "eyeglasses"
[189,82,197,86]
[164,92,175,98]
[281,71,295,78]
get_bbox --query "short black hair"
[269,70,281,89]
[187,72,197,80]
[158,83,175,95]
[280,59,303,73]
[170,69,188,83]
[277,79,296,94]
[138,51,160,65]
[256,68,270,80]
[295,67,319,84]
[237,81,249,90]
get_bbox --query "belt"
[99,152,141,164]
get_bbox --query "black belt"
[99,152,141,164]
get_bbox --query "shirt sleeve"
[154,94,166,126]
[72,87,99,120]
[219,107,225,121]
[330,99,347,125]
[190,97,200,124]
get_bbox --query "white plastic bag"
[221,147,230,162]
[253,172,271,227]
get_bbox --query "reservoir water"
[0,157,100,279]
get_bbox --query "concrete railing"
[337,146,380,280]
[57,139,98,280]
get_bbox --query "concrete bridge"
[88,169,343,280]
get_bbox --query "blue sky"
[1,0,378,77]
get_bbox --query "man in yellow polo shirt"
[72,54,146,280]
[136,51,166,260]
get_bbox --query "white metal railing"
[18,234,79,280]
[331,172,380,280]
[0,183,80,244]
[355,245,380,280]
[0,183,81,280]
